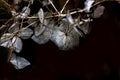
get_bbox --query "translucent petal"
[51,29,66,48]
[51,27,80,50]
[38,8,44,23]
[1,36,23,53]
[0,40,12,48]
[32,28,52,44]
[34,24,46,36]
[8,22,19,33]
[10,54,30,69]
[93,5,105,18]
[20,28,33,39]
[12,37,23,53]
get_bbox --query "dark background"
[1,0,120,80]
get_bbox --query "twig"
[60,0,69,13]
[0,18,13,30]
[48,0,60,14]
[0,0,12,10]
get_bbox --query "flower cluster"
[0,0,105,69]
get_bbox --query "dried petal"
[32,28,52,44]
[34,24,46,36]
[12,37,23,53]
[0,36,23,53]
[10,54,30,69]
[38,8,44,23]
[1,40,13,48]
[20,28,33,39]
[51,27,80,50]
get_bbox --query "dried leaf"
[10,54,30,69]
[38,8,44,23]
[93,5,105,18]
[20,28,33,39]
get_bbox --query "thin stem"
[48,0,60,14]
[60,0,69,13]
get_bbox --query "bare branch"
[60,0,69,13]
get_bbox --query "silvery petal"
[51,29,66,48]
[20,28,33,39]
[51,28,80,50]
[34,24,46,36]
[1,36,23,53]
[10,54,30,69]
[22,6,30,15]
[0,40,12,48]
[12,37,23,53]
[32,28,52,44]
[38,8,44,23]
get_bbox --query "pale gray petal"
[34,24,46,36]
[32,28,52,44]
[38,8,44,23]
[10,54,30,69]
[20,28,33,39]
[12,37,23,53]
